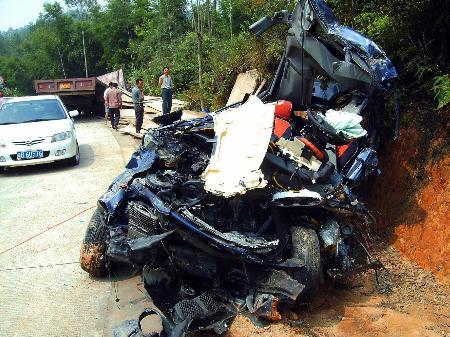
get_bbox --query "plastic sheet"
[202,96,274,197]
[322,109,367,139]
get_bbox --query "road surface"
[0,118,142,337]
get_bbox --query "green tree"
[0,0,448,109]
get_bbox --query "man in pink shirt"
[106,82,122,129]
[103,82,113,125]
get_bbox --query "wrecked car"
[80,0,397,335]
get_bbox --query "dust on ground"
[200,242,449,337]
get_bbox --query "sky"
[0,0,106,32]
[0,0,68,32]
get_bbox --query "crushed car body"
[80,0,398,336]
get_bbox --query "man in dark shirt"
[132,79,145,133]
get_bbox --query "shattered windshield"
[0,99,67,125]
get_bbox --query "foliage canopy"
[0,0,448,110]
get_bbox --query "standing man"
[159,67,173,115]
[132,79,145,133]
[103,82,113,125]
[106,82,122,129]
[0,91,5,106]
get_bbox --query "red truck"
[34,77,106,115]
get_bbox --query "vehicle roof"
[4,95,60,103]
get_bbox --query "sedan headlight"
[0,139,6,148]
[51,131,72,143]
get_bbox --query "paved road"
[0,118,139,337]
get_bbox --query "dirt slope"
[368,124,449,283]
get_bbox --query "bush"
[433,75,450,109]
[1,87,22,97]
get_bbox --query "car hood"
[0,119,72,141]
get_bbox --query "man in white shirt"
[103,82,113,125]
[159,67,173,115]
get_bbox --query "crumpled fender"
[98,147,157,217]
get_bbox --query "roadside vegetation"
[0,0,449,112]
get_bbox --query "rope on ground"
[0,261,80,272]
[0,205,96,256]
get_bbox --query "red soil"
[368,127,449,283]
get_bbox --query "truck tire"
[290,226,321,305]
[80,208,109,277]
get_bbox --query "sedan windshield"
[0,99,67,125]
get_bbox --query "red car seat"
[273,100,293,138]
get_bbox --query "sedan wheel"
[80,208,109,277]
[68,142,80,166]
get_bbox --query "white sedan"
[0,95,80,169]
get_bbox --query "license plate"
[17,150,44,160]
[60,82,71,89]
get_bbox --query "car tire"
[68,142,80,166]
[80,208,109,277]
[290,226,321,305]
